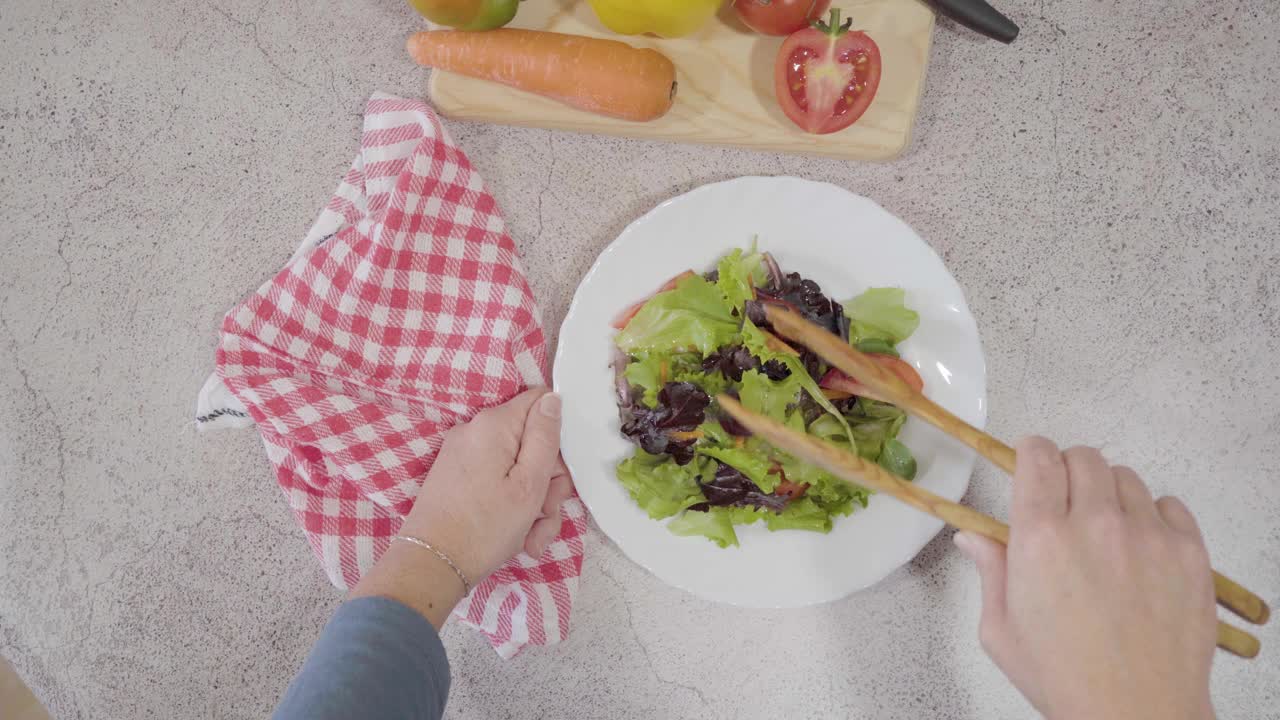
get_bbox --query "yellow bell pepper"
[587,0,723,39]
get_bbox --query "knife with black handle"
[925,0,1020,43]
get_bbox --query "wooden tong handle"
[763,305,1270,628]
[881,399,1271,625]
[718,395,1009,543]
[717,396,1258,659]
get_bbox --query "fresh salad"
[610,244,925,547]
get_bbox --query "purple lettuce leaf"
[692,463,788,512]
[701,345,757,381]
[619,382,710,465]
[752,272,850,340]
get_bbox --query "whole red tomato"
[774,8,881,134]
[732,0,832,35]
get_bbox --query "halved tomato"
[819,355,924,398]
[774,8,882,134]
[610,270,697,330]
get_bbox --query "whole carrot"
[407,29,677,122]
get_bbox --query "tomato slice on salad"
[774,8,882,134]
[774,478,811,500]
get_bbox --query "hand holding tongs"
[719,304,1270,658]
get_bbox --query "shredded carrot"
[668,429,704,441]
[407,29,677,121]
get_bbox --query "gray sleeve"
[273,596,451,720]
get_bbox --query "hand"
[351,388,575,628]
[954,437,1217,720]
[401,387,575,582]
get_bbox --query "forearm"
[274,386,569,720]
[273,596,451,720]
[349,540,468,630]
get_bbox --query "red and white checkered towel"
[212,93,587,658]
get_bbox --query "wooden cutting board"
[427,0,935,161]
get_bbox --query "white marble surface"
[3,0,1279,717]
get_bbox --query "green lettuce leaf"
[877,437,918,481]
[777,446,868,517]
[697,420,735,447]
[623,358,661,403]
[615,450,712,520]
[764,497,833,533]
[845,398,907,461]
[622,352,733,408]
[623,352,703,407]
[728,505,769,525]
[745,237,771,286]
[776,414,870,514]
[715,248,759,313]
[674,368,734,398]
[738,319,864,501]
[854,338,899,357]
[699,441,780,493]
[740,318,852,437]
[668,507,739,548]
[616,275,739,356]
[808,414,853,451]
[844,288,920,345]
[809,475,867,514]
[738,368,804,422]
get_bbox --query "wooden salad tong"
[718,304,1269,658]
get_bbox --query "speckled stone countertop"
[2,1,1278,717]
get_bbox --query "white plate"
[553,177,987,608]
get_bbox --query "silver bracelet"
[392,535,472,596]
